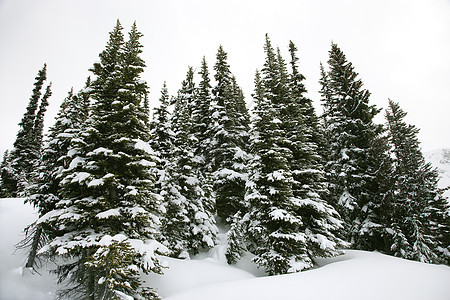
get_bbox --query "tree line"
[0,20,448,299]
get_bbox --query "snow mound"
[1,198,449,300]
[0,198,58,300]
[165,250,450,300]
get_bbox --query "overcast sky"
[0,0,449,157]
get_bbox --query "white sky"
[0,0,449,156]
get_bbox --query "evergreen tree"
[150,82,172,162]
[0,151,14,197]
[238,35,313,275]
[1,64,51,196]
[231,75,251,134]
[225,70,263,264]
[385,99,449,264]
[209,46,251,222]
[285,41,344,260]
[289,41,327,155]
[21,83,91,270]
[192,56,213,160]
[160,67,218,258]
[31,83,52,159]
[38,21,165,299]
[149,82,173,194]
[320,43,387,249]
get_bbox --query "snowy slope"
[0,198,58,300]
[425,148,450,200]
[1,198,449,300]
[164,251,450,300]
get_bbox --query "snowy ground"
[1,198,449,300]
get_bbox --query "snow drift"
[1,198,449,300]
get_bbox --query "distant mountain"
[424,148,450,200]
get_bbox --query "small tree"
[209,46,251,222]
[160,67,218,258]
[149,82,173,194]
[239,36,313,275]
[20,84,91,270]
[192,56,213,161]
[385,99,449,264]
[1,64,51,196]
[0,151,14,197]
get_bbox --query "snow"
[267,170,286,181]
[338,190,356,210]
[0,198,58,299]
[55,132,73,138]
[87,178,104,187]
[133,138,156,155]
[136,159,156,167]
[90,147,113,156]
[425,148,450,200]
[70,171,90,183]
[233,148,247,160]
[215,168,246,180]
[96,208,121,219]
[67,156,84,170]
[164,251,450,300]
[272,118,282,124]
[311,233,337,250]
[1,198,449,300]
[185,176,199,185]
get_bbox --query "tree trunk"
[25,225,42,269]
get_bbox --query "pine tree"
[285,41,344,260]
[0,151,14,197]
[289,42,327,155]
[192,56,213,160]
[31,83,51,159]
[225,70,263,264]
[385,99,449,264]
[231,75,251,134]
[21,83,91,270]
[150,82,172,162]
[232,38,343,272]
[160,67,218,258]
[1,64,52,196]
[320,43,387,249]
[209,45,251,222]
[239,35,313,275]
[149,82,173,194]
[38,21,166,299]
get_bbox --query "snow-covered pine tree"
[284,41,344,259]
[149,82,173,194]
[0,151,14,197]
[209,45,251,222]
[21,83,91,270]
[320,43,387,249]
[289,42,327,158]
[230,75,251,135]
[239,35,312,275]
[38,21,166,299]
[0,64,51,196]
[31,82,51,162]
[226,70,264,264]
[189,57,215,208]
[150,82,172,162]
[385,99,449,264]
[191,57,213,161]
[160,67,218,258]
